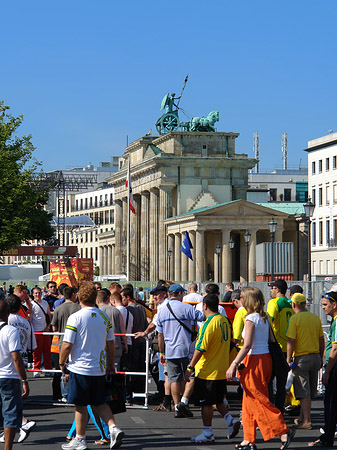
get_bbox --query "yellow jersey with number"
[195,313,231,380]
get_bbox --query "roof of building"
[256,202,305,216]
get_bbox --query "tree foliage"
[0,100,54,250]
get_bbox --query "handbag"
[268,319,289,377]
[105,373,126,414]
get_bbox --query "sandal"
[94,439,110,445]
[280,428,296,450]
[308,439,333,447]
[153,403,171,412]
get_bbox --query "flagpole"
[127,158,130,281]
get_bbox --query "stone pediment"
[189,199,290,219]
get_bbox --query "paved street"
[11,373,329,450]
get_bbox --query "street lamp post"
[215,244,221,282]
[229,237,235,282]
[167,248,172,280]
[244,230,251,284]
[304,198,315,302]
[268,217,277,282]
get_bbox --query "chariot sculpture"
[155,76,220,135]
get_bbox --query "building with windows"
[306,132,337,276]
[248,168,308,203]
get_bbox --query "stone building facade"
[107,131,308,282]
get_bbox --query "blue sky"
[2,1,337,172]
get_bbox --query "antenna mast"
[282,132,288,170]
[254,131,259,173]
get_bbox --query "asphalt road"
[11,374,329,450]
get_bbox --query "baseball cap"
[168,283,187,294]
[150,285,168,295]
[269,279,288,293]
[291,293,306,305]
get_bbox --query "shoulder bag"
[167,303,198,341]
[33,301,51,326]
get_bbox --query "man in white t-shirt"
[0,297,29,450]
[31,287,52,377]
[59,282,124,450]
[183,283,203,304]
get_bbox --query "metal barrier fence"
[28,332,150,409]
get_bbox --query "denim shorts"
[68,372,106,406]
[0,378,23,429]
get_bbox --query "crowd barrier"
[27,331,150,409]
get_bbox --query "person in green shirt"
[309,291,337,448]
[267,279,293,413]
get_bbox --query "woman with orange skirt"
[226,287,295,450]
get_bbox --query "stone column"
[99,246,103,275]
[181,251,188,282]
[167,234,174,281]
[141,192,150,280]
[196,230,205,282]
[111,244,116,274]
[239,233,246,283]
[150,189,159,281]
[188,231,196,281]
[122,197,128,274]
[102,246,108,275]
[249,230,257,282]
[222,230,231,283]
[108,245,112,274]
[114,200,122,274]
[174,233,181,281]
[130,195,140,280]
[158,188,169,280]
[275,229,283,242]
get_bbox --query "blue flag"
[180,231,193,260]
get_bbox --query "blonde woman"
[226,287,295,450]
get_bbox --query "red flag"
[126,162,136,214]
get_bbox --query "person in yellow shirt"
[232,290,246,348]
[267,279,294,413]
[286,293,324,430]
[185,294,240,444]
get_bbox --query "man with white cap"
[286,293,324,431]
[156,283,204,417]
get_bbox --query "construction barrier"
[28,331,150,409]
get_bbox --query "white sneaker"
[21,420,36,432]
[61,438,87,450]
[227,419,240,439]
[0,432,4,443]
[17,428,28,443]
[33,372,41,378]
[191,431,215,444]
[110,426,124,449]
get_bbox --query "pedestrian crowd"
[0,278,336,450]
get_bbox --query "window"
[333,156,337,169]
[312,222,316,246]
[90,197,93,208]
[319,160,322,173]
[319,221,323,245]
[95,197,97,207]
[312,161,316,174]
[326,220,330,244]
[319,187,323,206]
[80,199,83,210]
[270,188,277,201]
[334,185,337,203]
[334,219,337,239]
[326,185,330,205]
[84,198,88,209]
[284,189,291,201]
[312,188,316,205]
[76,200,78,211]
[326,158,330,171]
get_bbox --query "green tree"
[0,100,54,249]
